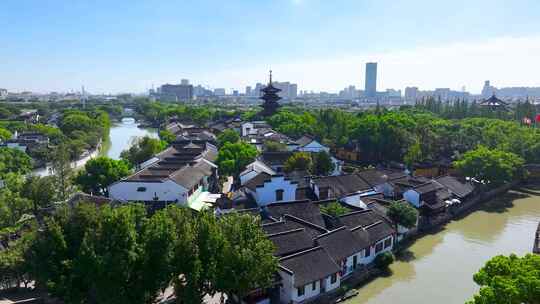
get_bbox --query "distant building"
[181,79,190,85]
[193,85,213,97]
[214,88,226,96]
[245,86,252,96]
[289,83,298,99]
[365,62,377,98]
[233,90,239,97]
[404,87,419,102]
[0,89,7,99]
[159,83,193,101]
[481,80,496,98]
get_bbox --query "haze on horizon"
[2,0,540,94]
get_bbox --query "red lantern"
[536,114,540,123]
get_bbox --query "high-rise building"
[214,88,226,96]
[289,84,298,99]
[245,86,252,96]
[365,62,377,98]
[481,80,497,98]
[181,79,190,85]
[404,87,419,102]
[159,83,193,101]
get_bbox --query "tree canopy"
[386,201,418,229]
[75,157,131,195]
[454,146,525,187]
[0,147,32,177]
[467,254,540,304]
[284,152,312,173]
[217,129,240,148]
[216,142,258,178]
[120,136,166,167]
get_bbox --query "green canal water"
[344,187,540,304]
[101,117,158,159]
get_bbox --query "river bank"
[342,183,540,304]
[32,118,158,176]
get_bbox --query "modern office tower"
[365,62,377,98]
[481,80,497,98]
[404,87,419,102]
[245,86,252,96]
[181,79,190,85]
[160,83,193,101]
[289,83,298,98]
[214,88,226,96]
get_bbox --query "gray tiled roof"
[315,227,365,261]
[268,228,315,257]
[266,200,326,227]
[279,247,340,288]
[312,174,372,198]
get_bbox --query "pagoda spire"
[256,71,282,118]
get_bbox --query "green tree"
[216,142,258,179]
[217,129,240,148]
[320,201,349,217]
[386,201,418,230]
[51,143,74,201]
[159,129,176,145]
[467,254,540,304]
[284,152,312,173]
[120,136,166,167]
[0,147,32,177]
[403,139,423,168]
[0,128,12,141]
[312,151,335,176]
[374,252,394,269]
[215,213,278,301]
[75,157,131,195]
[21,175,56,213]
[454,146,525,187]
[27,203,173,304]
[263,140,287,152]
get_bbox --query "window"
[364,248,371,257]
[353,255,358,269]
[375,242,383,253]
[275,189,284,201]
[297,286,305,297]
[136,187,146,192]
[312,282,316,290]
[384,238,392,249]
[330,273,337,284]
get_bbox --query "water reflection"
[102,118,158,159]
[346,191,540,304]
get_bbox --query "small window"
[297,286,305,297]
[136,187,146,192]
[384,238,392,249]
[330,273,337,284]
[311,281,316,290]
[375,242,383,253]
[353,255,358,269]
[275,189,284,201]
[364,248,371,257]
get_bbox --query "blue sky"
[2,0,540,93]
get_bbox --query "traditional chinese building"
[257,70,282,118]
[480,94,509,111]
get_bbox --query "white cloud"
[200,35,540,94]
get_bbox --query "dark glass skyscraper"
[365,62,377,98]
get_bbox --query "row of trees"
[25,203,277,304]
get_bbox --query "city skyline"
[2,0,540,94]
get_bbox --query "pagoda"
[480,94,509,111]
[257,70,282,118]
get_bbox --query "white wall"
[343,252,363,277]
[254,176,297,206]
[403,190,421,208]
[241,122,254,137]
[240,170,258,186]
[109,180,188,204]
[279,270,294,304]
[323,273,341,293]
[331,157,342,176]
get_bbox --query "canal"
[344,187,540,304]
[101,117,158,160]
[34,118,157,176]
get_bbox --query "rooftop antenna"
[269,70,273,84]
